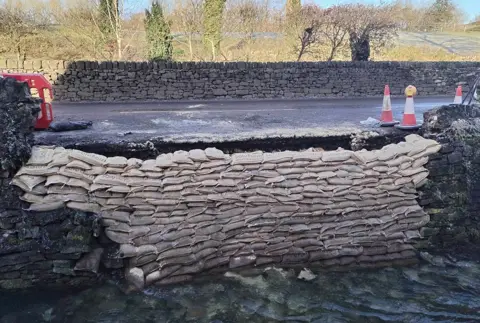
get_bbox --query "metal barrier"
[462,75,480,106]
[1,73,54,129]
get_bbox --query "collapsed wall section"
[0,77,104,290]
[13,136,441,288]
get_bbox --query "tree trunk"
[16,44,21,62]
[211,40,216,61]
[297,46,306,62]
[350,33,370,62]
[188,36,193,61]
[116,34,122,60]
[327,47,335,61]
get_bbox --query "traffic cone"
[453,85,462,104]
[396,85,421,130]
[380,85,398,127]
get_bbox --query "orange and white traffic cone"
[380,85,398,127]
[453,85,462,104]
[396,85,421,130]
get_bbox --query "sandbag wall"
[12,134,441,288]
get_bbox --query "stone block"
[319,88,333,94]
[235,89,248,95]
[447,152,463,164]
[52,260,75,276]
[0,251,45,267]
[61,226,92,255]
[213,89,227,96]
[76,61,86,70]
[0,278,32,289]
[440,144,455,154]
[17,226,41,240]
[0,235,39,256]
[463,145,473,157]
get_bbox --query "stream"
[1,261,480,323]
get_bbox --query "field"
[1,30,480,62]
[168,31,480,62]
[398,31,480,55]
[369,31,480,61]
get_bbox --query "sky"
[127,0,478,22]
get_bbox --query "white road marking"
[187,104,206,109]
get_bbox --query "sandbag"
[27,201,65,212]
[70,150,107,166]
[27,146,55,165]
[17,166,59,176]
[172,151,194,165]
[205,147,226,160]
[105,156,128,168]
[13,175,46,191]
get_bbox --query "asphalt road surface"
[35,96,453,145]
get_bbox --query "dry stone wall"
[12,135,441,288]
[417,104,480,257]
[0,77,104,290]
[2,59,480,101]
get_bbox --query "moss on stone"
[0,279,33,289]
[6,235,19,245]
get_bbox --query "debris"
[49,121,93,132]
[360,117,380,127]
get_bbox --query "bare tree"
[318,7,348,61]
[391,0,428,32]
[52,0,143,60]
[423,0,464,32]
[0,3,50,61]
[288,4,322,62]
[98,0,122,59]
[53,2,110,60]
[224,0,269,61]
[338,4,398,61]
[172,0,203,60]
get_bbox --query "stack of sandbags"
[12,146,108,213]
[12,134,441,288]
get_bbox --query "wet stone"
[447,152,463,164]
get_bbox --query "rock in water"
[297,268,316,281]
[419,252,446,267]
[125,267,145,290]
[74,248,104,273]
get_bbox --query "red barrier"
[1,73,54,129]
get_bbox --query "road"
[34,96,453,146]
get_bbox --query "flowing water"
[1,261,480,323]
